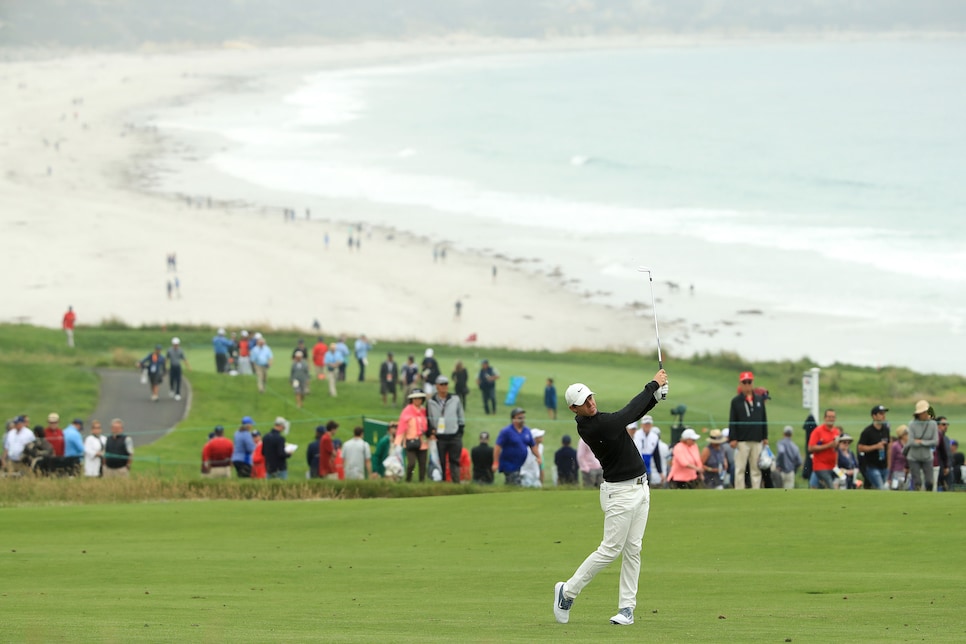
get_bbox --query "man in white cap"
[632,415,661,481]
[250,334,274,394]
[212,328,232,373]
[553,368,668,627]
[262,417,291,479]
[421,348,440,398]
[166,337,190,401]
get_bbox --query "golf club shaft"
[648,275,663,369]
[639,266,666,398]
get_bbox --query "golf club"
[638,266,666,399]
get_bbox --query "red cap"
[739,371,754,382]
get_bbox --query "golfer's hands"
[653,369,668,402]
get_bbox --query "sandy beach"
[1,41,961,373]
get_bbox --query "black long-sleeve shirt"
[728,393,768,442]
[263,429,289,474]
[576,381,659,483]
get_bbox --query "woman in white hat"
[906,400,938,491]
[395,390,428,482]
[668,428,703,489]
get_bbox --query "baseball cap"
[640,415,654,425]
[479,431,490,441]
[15,415,26,423]
[435,375,449,385]
[241,415,254,425]
[565,383,594,407]
[681,428,701,441]
[531,428,545,439]
[274,416,287,426]
[562,434,572,444]
[72,418,84,426]
[739,371,754,382]
[510,407,526,419]
[213,425,224,434]
[783,425,794,435]
[47,413,59,424]
[839,434,854,442]
[626,421,638,431]
[172,337,180,344]
[217,328,225,335]
[870,405,889,415]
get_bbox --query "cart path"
[88,369,190,446]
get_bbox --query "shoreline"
[2,39,963,375]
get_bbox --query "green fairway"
[2,490,964,643]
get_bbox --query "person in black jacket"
[728,370,769,489]
[554,435,578,484]
[305,425,324,478]
[263,417,291,479]
[553,369,668,628]
[470,431,494,484]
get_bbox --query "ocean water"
[150,40,966,371]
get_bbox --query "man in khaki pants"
[728,371,769,489]
[202,426,234,478]
[103,418,134,478]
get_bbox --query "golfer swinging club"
[554,368,668,626]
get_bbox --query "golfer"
[554,369,668,626]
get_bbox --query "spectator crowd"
[6,358,961,493]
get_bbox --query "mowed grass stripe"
[2,491,964,642]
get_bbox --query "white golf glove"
[654,384,668,402]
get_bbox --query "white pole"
[802,367,820,422]
[810,367,820,421]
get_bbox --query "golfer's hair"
[111,418,123,426]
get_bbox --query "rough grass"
[0,476,499,506]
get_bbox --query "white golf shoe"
[610,607,634,625]
[553,582,573,624]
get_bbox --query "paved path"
[88,369,190,446]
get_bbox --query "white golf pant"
[735,441,763,489]
[563,476,649,610]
